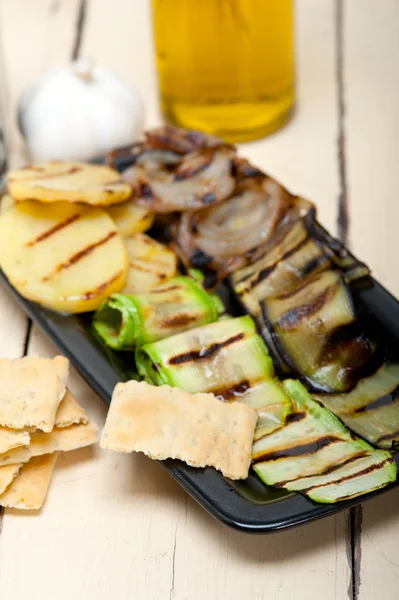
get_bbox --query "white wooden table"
[0,1,398,598]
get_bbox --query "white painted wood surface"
[343,1,399,598]
[0,0,396,598]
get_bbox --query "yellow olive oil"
[151,0,295,142]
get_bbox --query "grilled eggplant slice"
[124,233,177,293]
[314,363,399,449]
[0,201,128,313]
[253,380,396,503]
[232,215,331,316]
[261,270,373,392]
[92,275,224,349]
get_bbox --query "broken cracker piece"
[0,454,58,510]
[0,355,69,432]
[100,381,257,480]
[0,420,98,466]
[0,426,30,454]
[0,463,23,494]
[55,389,88,428]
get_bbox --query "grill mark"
[168,332,245,366]
[285,411,306,424]
[174,156,212,181]
[160,313,199,328]
[42,231,117,281]
[212,379,251,401]
[26,213,81,246]
[376,429,399,444]
[243,233,311,292]
[275,451,369,488]
[147,285,179,294]
[129,261,167,278]
[10,165,81,183]
[304,457,394,493]
[300,254,329,277]
[254,435,340,463]
[353,393,396,414]
[274,273,325,300]
[277,285,336,331]
[81,270,123,300]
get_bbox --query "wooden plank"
[343,1,399,598]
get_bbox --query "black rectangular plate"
[1,268,399,533]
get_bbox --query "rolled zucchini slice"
[93,275,224,349]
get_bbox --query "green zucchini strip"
[136,315,291,434]
[92,275,224,350]
[314,363,399,449]
[253,380,396,503]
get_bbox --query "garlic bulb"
[18,58,144,162]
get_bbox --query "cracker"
[0,463,23,494]
[0,426,30,454]
[55,389,88,428]
[100,381,258,480]
[0,420,98,466]
[0,454,58,510]
[0,355,69,432]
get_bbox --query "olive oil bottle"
[151,0,295,142]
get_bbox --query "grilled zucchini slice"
[0,201,128,313]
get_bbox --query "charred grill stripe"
[376,429,399,444]
[253,435,341,463]
[274,451,370,487]
[146,285,179,294]
[160,313,199,328]
[285,411,306,424]
[81,270,123,300]
[168,332,245,366]
[11,165,81,182]
[277,285,336,331]
[212,379,251,401]
[303,457,394,493]
[274,273,325,300]
[240,233,311,291]
[42,231,117,281]
[26,213,81,246]
[129,261,167,277]
[300,254,329,277]
[353,393,396,414]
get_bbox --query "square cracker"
[100,381,258,480]
[0,355,69,432]
[55,389,88,428]
[0,463,23,494]
[0,454,58,510]
[0,426,30,454]
[0,420,98,466]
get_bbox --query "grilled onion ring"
[122,144,236,213]
[176,176,289,276]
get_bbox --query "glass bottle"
[151,0,295,142]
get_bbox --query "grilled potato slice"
[0,201,128,313]
[106,200,154,237]
[8,162,132,206]
[124,233,177,293]
[0,194,15,213]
